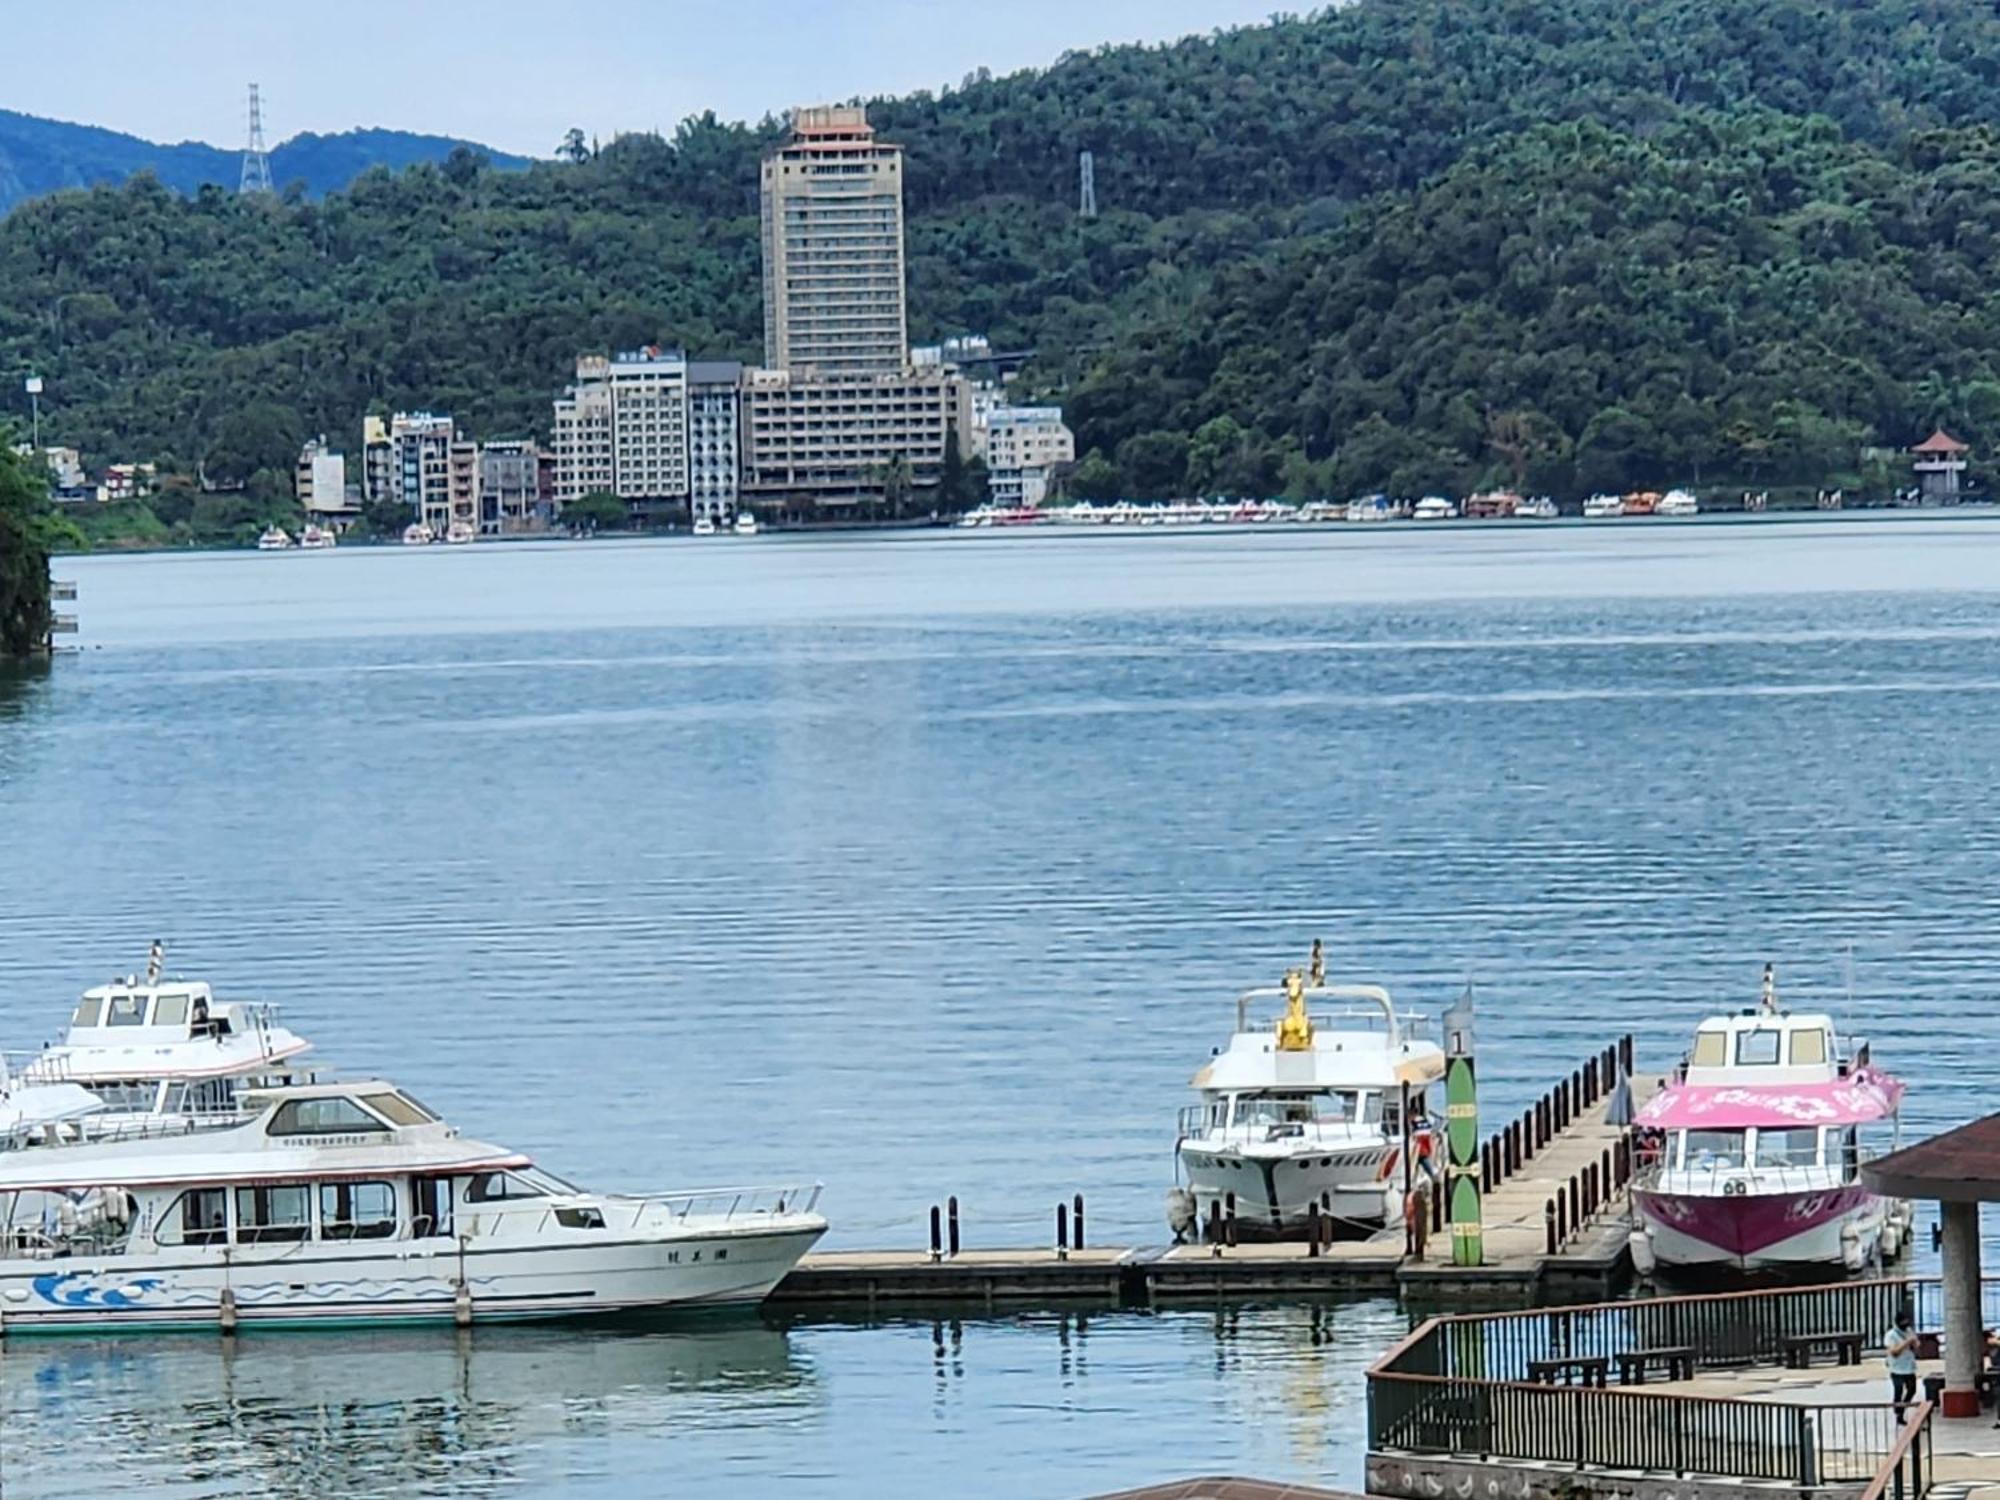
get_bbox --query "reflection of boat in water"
[0,1319,810,1498]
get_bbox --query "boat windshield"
[1754,1127,1821,1167]
[1681,1129,1745,1170]
[1233,1091,1363,1128]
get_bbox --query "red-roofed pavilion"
[1910,428,1971,501]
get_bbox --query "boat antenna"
[146,939,165,986]
[1759,961,1777,1015]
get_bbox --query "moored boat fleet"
[0,947,825,1333]
[956,488,1698,528]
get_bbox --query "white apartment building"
[979,406,1075,507]
[389,412,456,529]
[740,365,969,505]
[761,105,908,375]
[551,357,616,506]
[687,360,742,520]
[608,348,689,517]
[294,437,351,521]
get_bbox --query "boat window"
[555,1206,605,1230]
[359,1092,433,1128]
[1735,1030,1781,1066]
[267,1097,390,1136]
[152,993,190,1027]
[1754,1127,1820,1168]
[106,994,148,1027]
[466,1171,544,1203]
[320,1180,397,1240]
[1689,1031,1727,1067]
[412,1177,454,1238]
[88,1081,161,1113]
[1682,1130,1745,1171]
[1361,1092,1383,1124]
[521,1167,583,1195]
[1790,1029,1828,1066]
[235,1184,311,1243]
[71,998,102,1028]
[156,1186,228,1246]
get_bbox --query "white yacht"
[692,517,717,536]
[1630,966,1911,1277]
[0,1079,825,1332]
[443,521,476,545]
[732,511,760,536]
[1170,964,1445,1238]
[1516,496,1559,520]
[1582,493,1625,519]
[298,524,336,550]
[1657,488,1700,517]
[401,523,435,546]
[1412,495,1457,521]
[256,527,293,551]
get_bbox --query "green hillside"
[10,0,2000,539]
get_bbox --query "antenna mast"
[1078,150,1097,219]
[240,83,274,195]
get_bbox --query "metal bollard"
[1056,1202,1069,1261]
[948,1195,960,1259]
[929,1204,942,1263]
[1545,1199,1558,1256]
[1308,1201,1322,1258]
[1225,1194,1238,1249]
[1073,1193,1085,1251]
[1568,1174,1581,1232]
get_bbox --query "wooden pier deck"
[772,1045,1655,1309]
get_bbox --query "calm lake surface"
[4,518,1999,1497]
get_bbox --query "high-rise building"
[760,105,908,374]
[360,415,393,505]
[446,439,481,538]
[389,412,455,527]
[608,348,689,519]
[552,357,616,508]
[687,360,743,520]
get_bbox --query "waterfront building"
[687,360,743,521]
[740,365,969,508]
[551,357,616,509]
[293,439,351,523]
[760,105,908,375]
[445,438,481,538]
[15,444,90,499]
[979,405,1074,507]
[388,412,456,527]
[478,439,545,533]
[608,347,690,522]
[360,415,393,505]
[1910,428,1970,502]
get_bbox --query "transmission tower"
[239,83,273,195]
[1078,150,1097,219]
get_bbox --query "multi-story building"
[17,445,88,496]
[687,360,743,521]
[979,406,1075,507]
[293,438,350,521]
[760,105,908,375]
[478,439,545,533]
[360,415,393,505]
[445,439,481,538]
[388,412,455,530]
[608,347,689,520]
[740,365,969,507]
[552,357,616,508]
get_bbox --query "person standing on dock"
[1885,1303,1920,1421]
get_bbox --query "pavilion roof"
[1911,428,1970,455]
[1861,1111,2000,1203]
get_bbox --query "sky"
[5,0,1290,157]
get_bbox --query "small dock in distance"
[773,1039,1652,1309]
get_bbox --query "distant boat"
[1412,495,1457,521]
[1657,488,1699,517]
[444,522,475,545]
[1582,493,1624,519]
[733,511,760,536]
[1516,496,1559,519]
[401,523,435,546]
[298,524,335,550]
[256,526,293,551]
[692,516,717,536]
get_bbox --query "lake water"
[4,519,1999,1497]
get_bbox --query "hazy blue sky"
[8,1,1287,156]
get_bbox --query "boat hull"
[0,1221,825,1334]
[1633,1185,1885,1272]
[1179,1139,1412,1235]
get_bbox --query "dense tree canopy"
[10,0,2000,536]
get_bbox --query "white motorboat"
[732,511,760,536]
[1412,495,1457,521]
[1516,496,1559,519]
[0,1078,825,1332]
[1170,961,1445,1239]
[692,517,717,536]
[1629,966,1912,1277]
[298,524,336,550]
[1657,488,1700,517]
[443,522,476,545]
[1582,493,1625,519]
[401,523,435,546]
[256,527,293,551]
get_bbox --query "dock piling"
[948,1196,960,1259]
[1056,1202,1069,1261]
[1073,1193,1085,1251]
[930,1205,942,1263]
[1307,1202,1321,1257]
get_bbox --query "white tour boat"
[1581,493,1625,519]
[1629,966,1912,1277]
[1656,488,1700,517]
[401,523,435,546]
[444,521,476,545]
[1516,496,1559,519]
[692,516,717,536]
[256,526,293,551]
[298,524,336,550]
[0,1077,826,1332]
[1412,495,1457,521]
[1170,962,1445,1239]
[733,511,760,536]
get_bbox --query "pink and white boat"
[1629,966,1912,1277]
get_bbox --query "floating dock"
[774,1040,1653,1309]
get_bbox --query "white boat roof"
[0,1082,105,1135]
[1192,983,1447,1092]
[0,1080,528,1192]
[38,979,312,1082]
[1682,1008,1843,1087]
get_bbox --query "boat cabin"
[69,981,244,1044]
[1682,1010,1842,1087]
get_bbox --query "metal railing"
[1369,1279,1979,1494]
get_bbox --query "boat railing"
[3,1049,75,1085]
[466,1183,825,1239]
[1634,1159,1857,1198]
[0,1105,255,1152]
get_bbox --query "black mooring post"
[947,1195,960,1259]
[1056,1202,1069,1260]
[929,1204,942,1262]
[1073,1193,1085,1251]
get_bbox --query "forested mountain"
[12,0,2000,539]
[0,110,527,213]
